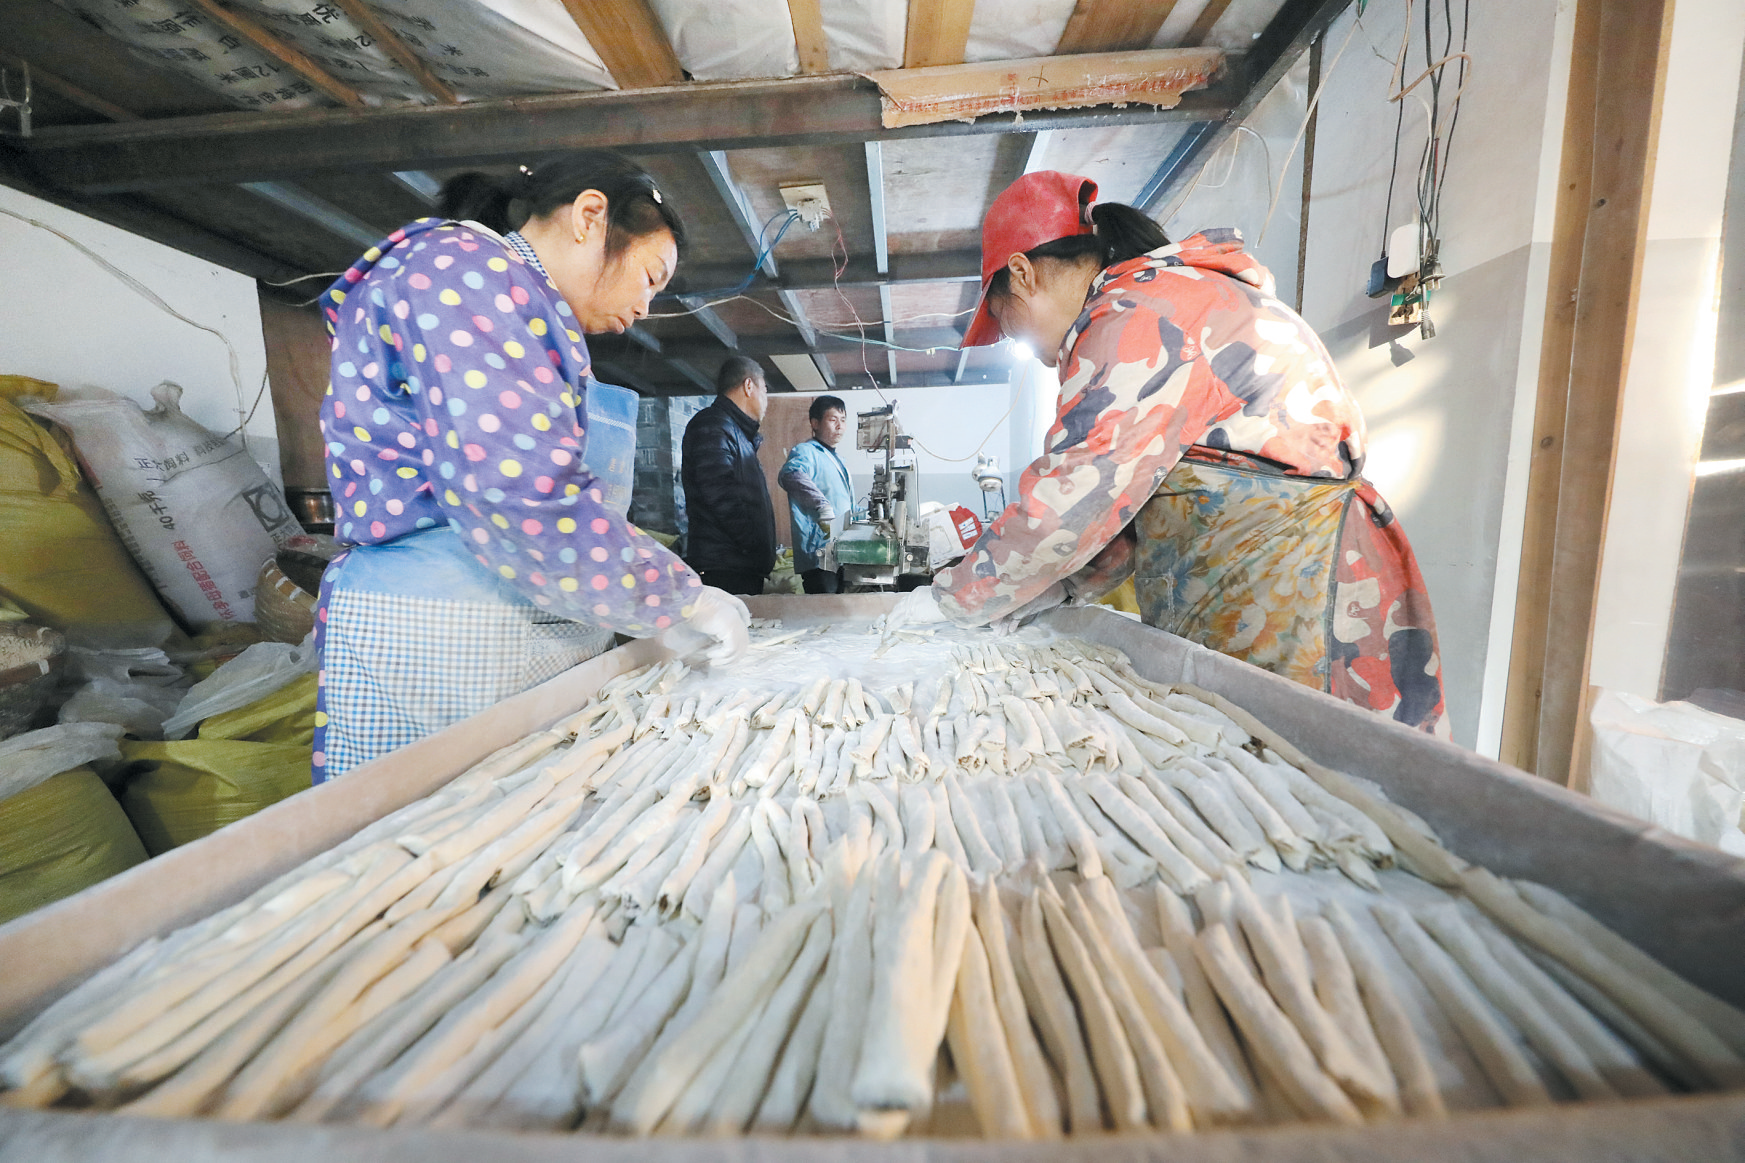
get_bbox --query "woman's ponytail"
[1089,202,1169,266]
[984,201,1169,307]
[437,172,518,233]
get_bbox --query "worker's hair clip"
[650,186,664,205]
[517,164,535,191]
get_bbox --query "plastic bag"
[0,378,172,649]
[0,764,148,924]
[23,383,300,628]
[584,380,638,517]
[161,635,316,741]
[57,646,189,741]
[1589,689,1745,856]
[0,722,125,801]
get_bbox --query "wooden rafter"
[182,0,365,108]
[1500,0,1677,785]
[903,0,978,68]
[785,0,831,74]
[326,0,458,105]
[1055,0,1178,54]
[555,0,683,89]
[0,48,138,122]
[1183,0,1237,47]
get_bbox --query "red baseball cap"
[961,170,1099,349]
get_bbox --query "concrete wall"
[1295,0,1574,751]
[0,184,278,483]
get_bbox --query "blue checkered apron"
[310,524,614,783]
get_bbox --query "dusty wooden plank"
[182,0,365,108]
[1183,0,1238,46]
[1501,0,1676,786]
[326,0,458,104]
[904,0,978,68]
[867,47,1223,128]
[1056,0,1178,54]
[786,0,831,74]
[555,0,684,89]
[0,48,139,122]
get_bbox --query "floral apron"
[1132,450,1447,736]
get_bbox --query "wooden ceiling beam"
[786,0,831,74]
[555,0,684,89]
[674,249,980,295]
[0,48,139,122]
[904,0,978,68]
[182,0,365,108]
[1055,0,1178,54]
[325,0,458,104]
[18,71,1239,195]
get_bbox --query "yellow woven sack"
[198,672,318,747]
[0,378,171,648]
[117,738,309,855]
[1097,577,1142,616]
[0,765,148,924]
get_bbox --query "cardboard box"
[3,596,1743,1160]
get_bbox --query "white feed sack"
[24,384,300,630]
[1589,690,1745,857]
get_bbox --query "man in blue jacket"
[681,357,777,596]
[779,395,856,594]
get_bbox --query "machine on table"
[817,404,932,592]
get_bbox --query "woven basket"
[254,558,318,645]
[0,623,66,740]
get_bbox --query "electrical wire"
[652,209,800,305]
[0,205,253,444]
[905,360,1032,464]
[1256,11,1362,245]
[261,270,346,287]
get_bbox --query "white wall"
[1587,0,1745,698]
[1295,0,1574,751]
[825,381,1019,519]
[0,185,277,482]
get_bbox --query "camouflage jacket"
[935,229,1367,625]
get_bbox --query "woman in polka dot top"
[311,152,750,782]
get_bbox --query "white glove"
[817,501,837,524]
[990,581,1067,636]
[886,585,948,629]
[659,586,751,668]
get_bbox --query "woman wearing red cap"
[931,171,1447,737]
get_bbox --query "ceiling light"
[1011,341,1034,361]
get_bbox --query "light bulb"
[1011,341,1034,361]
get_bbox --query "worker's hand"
[990,581,1068,636]
[886,584,948,629]
[660,586,751,668]
[817,501,837,525]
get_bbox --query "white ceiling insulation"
[649,0,798,81]
[47,0,613,110]
[962,0,1079,63]
[54,0,1288,112]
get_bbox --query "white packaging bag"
[161,634,316,741]
[1588,689,1745,856]
[25,383,299,628]
[0,722,125,802]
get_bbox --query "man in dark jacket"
[680,356,777,595]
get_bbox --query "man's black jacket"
[680,394,777,577]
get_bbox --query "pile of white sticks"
[3,625,1744,1138]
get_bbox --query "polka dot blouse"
[319,218,702,635]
